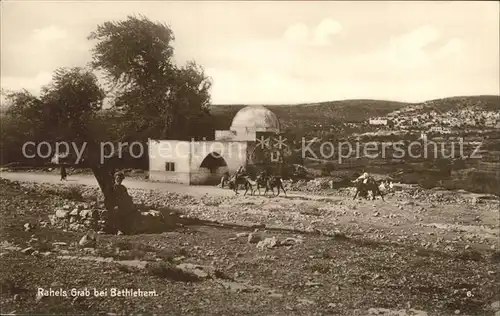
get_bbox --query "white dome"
[230,105,280,133]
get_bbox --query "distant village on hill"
[368,103,500,134]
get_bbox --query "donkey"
[264,175,287,197]
[352,177,385,201]
[227,174,256,196]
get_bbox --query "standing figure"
[60,165,67,181]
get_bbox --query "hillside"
[390,95,500,116]
[210,95,499,134]
[210,99,409,132]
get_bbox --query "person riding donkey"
[355,170,373,184]
[235,166,247,180]
[352,169,384,201]
[218,166,247,188]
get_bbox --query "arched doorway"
[198,152,229,185]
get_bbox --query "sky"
[1,1,499,105]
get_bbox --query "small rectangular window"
[165,162,175,172]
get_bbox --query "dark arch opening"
[200,152,228,173]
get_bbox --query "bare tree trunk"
[91,164,116,211]
[87,141,137,234]
[86,142,118,232]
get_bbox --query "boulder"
[256,237,278,250]
[55,209,69,219]
[175,263,212,279]
[491,301,500,311]
[79,233,96,248]
[24,223,33,231]
[79,209,93,218]
[280,237,303,246]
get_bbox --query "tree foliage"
[1,68,105,164]
[88,15,213,141]
[1,90,45,163]
[39,67,105,142]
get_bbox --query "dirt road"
[0,171,231,197]
[0,171,334,201]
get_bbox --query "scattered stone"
[79,209,92,218]
[491,301,500,311]
[280,237,303,246]
[173,256,185,263]
[55,209,69,219]
[48,215,58,226]
[69,208,79,216]
[236,232,248,238]
[78,234,96,248]
[176,263,211,279]
[83,248,97,255]
[141,210,162,217]
[21,247,34,255]
[256,237,278,250]
[268,293,283,299]
[298,298,315,305]
[23,223,33,231]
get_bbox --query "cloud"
[32,26,68,42]
[393,25,441,51]
[1,72,53,96]
[385,25,442,68]
[283,18,342,46]
[312,18,342,46]
[373,25,465,70]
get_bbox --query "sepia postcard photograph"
[0,1,499,315]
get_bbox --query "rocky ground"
[1,177,499,315]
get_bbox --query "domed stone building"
[148,105,282,185]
